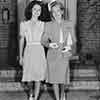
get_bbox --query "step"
[0,67,98,82]
[0,58,98,82]
[0,81,99,92]
[0,69,22,82]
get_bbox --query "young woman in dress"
[41,1,77,100]
[19,1,46,100]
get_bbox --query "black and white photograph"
[0,0,100,100]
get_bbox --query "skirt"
[46,49,70,85]
[22,44,47,82]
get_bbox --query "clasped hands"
[49,42,71,53]
[49,43,59,49]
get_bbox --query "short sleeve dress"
[20,20,47,82]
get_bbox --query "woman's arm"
[41,32,50,48]
[63,21,77,55]
[70,27,77,55]
[41,23,51,48]
[69,21,77,55]
[19,36,24,59]
[62,28,76,59]
[19,22,25,59]
[62,32,73,57]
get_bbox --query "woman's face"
[51,5,63,21]
[32,4,41,19]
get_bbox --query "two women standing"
[19,1,76,100]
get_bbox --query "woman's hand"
[19,57,23,66]
[61,46,71,53]
[61,46,72,58]
[49,43,59,49]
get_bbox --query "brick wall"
[77,0,100,61]
[0,0,18,66]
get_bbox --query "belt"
[27,42,41,45]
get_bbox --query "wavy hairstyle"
[50,1,65,20]
[24,0,43,21]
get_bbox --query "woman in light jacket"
[41,1,77,100]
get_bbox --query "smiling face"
[51,4,63,21]
[32,4,41,19]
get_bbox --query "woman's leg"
[34,81,41,100]
[21,82,30,97]
[60,84,65,100]
[53,84,60,100]
[28,81,34,97]
[23,81,33,100]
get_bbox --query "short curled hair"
[50,1,65,20]
[24,0,43,21]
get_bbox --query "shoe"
[61,93,66,100]
[63,93,66,100]
[29,95,34,100]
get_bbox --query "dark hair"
[50,1,65,20]
[24,0,43,21]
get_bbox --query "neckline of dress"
[29,20,41,26]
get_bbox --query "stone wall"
[77,0,100,61]
[0,0,18,66]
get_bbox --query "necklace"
[30,17,39,25]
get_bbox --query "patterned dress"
[20,20,46,82]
